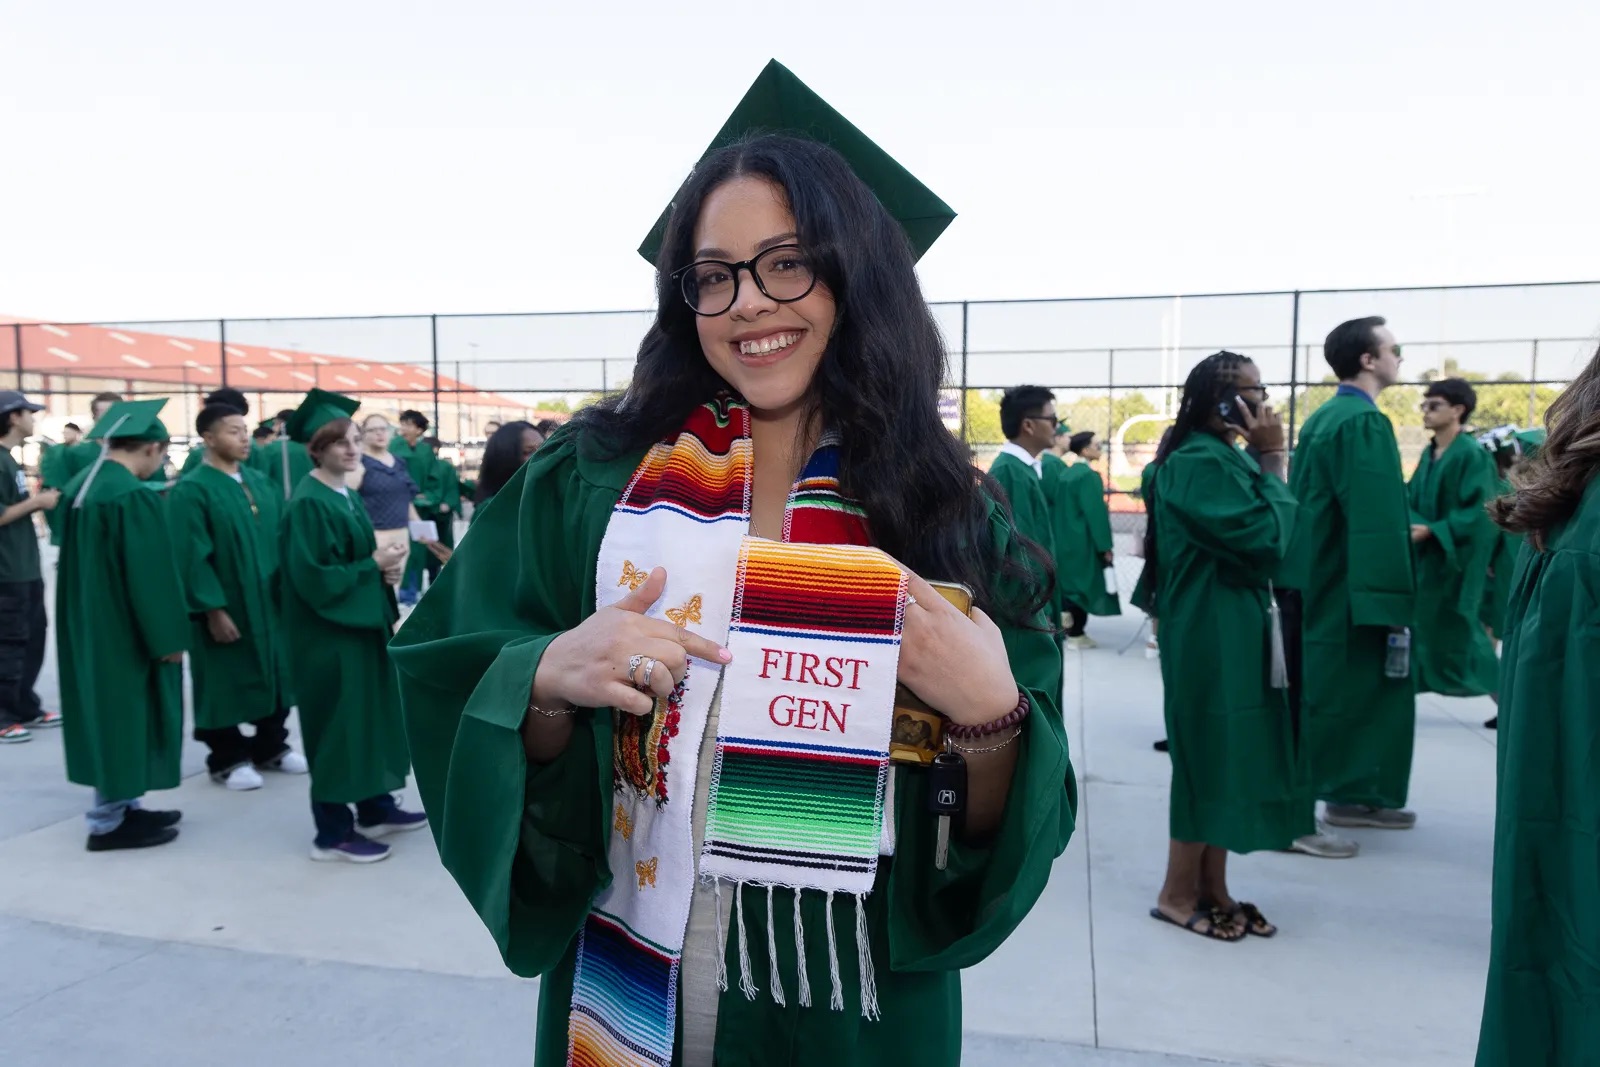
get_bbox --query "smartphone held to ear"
[1217,393,1260,428]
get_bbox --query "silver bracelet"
[949,725,1023,755]
[528,701,577,719]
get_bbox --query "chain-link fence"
[5,280,1594,489]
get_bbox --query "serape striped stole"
[569,398,906,1067]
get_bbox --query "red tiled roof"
[0,315,549,416]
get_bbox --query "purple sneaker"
[358,807,428,839]
[310,833,391,864]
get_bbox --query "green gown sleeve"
[884,500,1076,970]
[166,480,228,614]
[1162,446,1296,576]
[1075,469,1114,556]
[1428,446,1497,575]
[391,429,616,978]
[121,489,190,659]
[283,496,391,632]
[1338,414,1414,628]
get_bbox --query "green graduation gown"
[166,463,289,729]
[1475,481,1600,1067]
[431,454,461,550]
[57,462,188,801]
[988,449,1056,592]
[1284,392,1416,809]
[281,476,408,803]
[1406,433,1500,696]
[1154,433,1311,851]
[37,442,73,545]
[1038,453,1074,618]
[179,446,207,479]
[390,436,441,588]
[1481,475,1519,640]
[1055,462,1121,617]
[253,439,314,502]
[1128,460,1158,617]
[389,426,1077,1067]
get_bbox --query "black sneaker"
[1152,739,1169,753]
[1483,716,1498,730]
[126,807,183,830]
[86,817,179,852]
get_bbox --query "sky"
[3,0,1599,337]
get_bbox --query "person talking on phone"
[1145,351,1309,941]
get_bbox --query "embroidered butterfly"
[613,804,634,841]
[665,595,702,629]
[635,857,658,889]
[618,561,648,591]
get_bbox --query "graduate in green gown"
[1055,431,1121,647]
[35,421,80,547]
[57,399,188,852]
[1475,348,1600,1067]
[1477,427,1543,731]
[279,392,424,863]
[989,386,1059,619]
[391,68,1074,1066]
[390,409,443,606]
[1148,352,1309,941]
[1038,421,1074,618]
[1407,378,1500,698]
[422,435,460,584]
[1284,316,1417,837]
[167,403,307,791]
[177,387,252,480]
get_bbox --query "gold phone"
[890,581,975,765]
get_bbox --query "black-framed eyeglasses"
[671,244,818,317]
[1237,384,1271,400]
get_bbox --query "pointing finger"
[617,567,668,615]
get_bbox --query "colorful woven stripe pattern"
[570,914,676,1067]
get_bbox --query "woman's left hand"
[897,571,1019,728]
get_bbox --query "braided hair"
[1141,350,1257,589]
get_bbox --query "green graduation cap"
[638,59,956,265]
[256,419,279,434]
[1514,427,1547,458]
[87,398,170,443]
[285,388,360,444]
[74,398,171,508]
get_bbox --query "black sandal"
[1202,900,1277,938]
[1149,906,1245,942]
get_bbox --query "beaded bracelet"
[944,687,1030,740]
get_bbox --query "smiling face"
[691,176,836,420]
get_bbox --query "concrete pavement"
[0,546,1496,1066]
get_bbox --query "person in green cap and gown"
[57,398,188,851]
[280,393,423,863]
[1283,315,1416,847]
[1053,430,1121,649]
[422,435,461,585]
[167,403,308,792]
[1475,344,1600,1067]
[989,385,1059,619]
[392,63,1073,1067]
[390,409,443,606]
[1477,425,1543,730]
[1407,378,1500,703]
[1146,352,1310,941]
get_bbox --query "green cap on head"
[639,59,956,266]
[285,389,360,444]
[1514,427,1547,459]
[86,398,170,443]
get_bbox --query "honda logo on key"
[937,788,957,807]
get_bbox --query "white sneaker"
[1065,635,1098,651]
[222,765,265,791]
[262,750,309,775]
[1144,639,1160,660]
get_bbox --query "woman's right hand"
[373,542,406,567]
[1235,398,1286,455]
[533,567,731,717]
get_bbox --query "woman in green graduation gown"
[1147,352,1309,940]
[392,105,1075,1066]
[1475,349,1600,1067]
[280,401,423,863]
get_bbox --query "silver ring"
[641,659,657,690]
[627,654,645,687]
[906,594,918,607]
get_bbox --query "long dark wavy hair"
[1491,342,1600,549]
[1141,351,1254,589]
[475,420,538,504]
[573,134,1051,624]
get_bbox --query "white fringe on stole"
[766,885,786,1006]
[713,879,729,993]
[735,882,758,999]
[793,891,812,1007]
[855,893,880,1020]
[825,890,844,1010]
[1268,582,1288,690]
